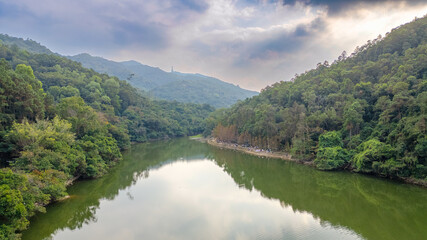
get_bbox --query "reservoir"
[22,138,427,240]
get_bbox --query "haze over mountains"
[68,53,258,108]
[0,34,258,108]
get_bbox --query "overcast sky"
[1,0,427,91]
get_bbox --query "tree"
[315,131,349,170]
[6,117,83,176]
[0,62,45,126]
[56,96,105,138]
[352,139,396,175]
[344,101,364,139]
[315,146,350,170]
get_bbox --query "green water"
[22,138,427,240]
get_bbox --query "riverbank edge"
[200,137,427,188]
[42,138,174,204]
[201,137,314,166]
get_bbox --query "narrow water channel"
[22,138,427,240]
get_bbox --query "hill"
[0,40,215,238]
[207,16,427,181]
[0,34,258,108]
[0,34,53,54]
[68,53,258,108]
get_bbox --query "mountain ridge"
[68,53,258,108]
[0,33,258,108]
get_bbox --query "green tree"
[352,139,396,175]
[344,101,364,139]
[315,146,350,170]
[6,117,83,176]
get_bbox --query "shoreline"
[204,137,314,166]
[202,137,426,188]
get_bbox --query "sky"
[1,0,427,91]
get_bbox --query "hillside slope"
[0,34,53,54]
[68,53,258,108]
[0,39,215,238]
[208,16,427,181]
[0,34,258,108]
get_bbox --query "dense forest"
[207,16,427,181]
[2,13,427,240]
[0,42,214,239]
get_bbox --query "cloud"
[248,17,326,60]
[279,0,427,15]
[1,0,426,91]
[0,0,208,53]
[177,0,209,12]
[110,20,168,49]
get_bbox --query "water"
[22,138,427,240]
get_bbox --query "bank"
[203,137,427,188]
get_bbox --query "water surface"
[22,138,427,240]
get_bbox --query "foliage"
[0,41,214,146]
[0,36,215,237]
[0,168,51,239]
[68,53,258,108]
[77,135,121,178]
[0,34,53,54]
[315,131,349,170]
[352,139,397,175]
[208,15,427,179]
[0,61,45,128]
[6,117,77,173]
[318,131,343,148]
[315,146,350,170]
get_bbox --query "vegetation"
[2,13,427,240]
[68,53,258,108]
[0,34,53,55]
[208,16,427,181]
[0,41,214,238]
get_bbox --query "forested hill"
[0,34,258,108]
[207,16,427,181]
[0,42,214,238]
[0,34,53,55]
[68,53,258,108]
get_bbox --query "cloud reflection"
[51,160,361,240]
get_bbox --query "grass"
[189,134,203,139]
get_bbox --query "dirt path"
[206,138,314,165]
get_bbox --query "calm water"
[22,138,427,240]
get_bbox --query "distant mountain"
[0,33,258,108]
[68,53,134,85]
[0,34,53,54]
[68,53,258,108]
[119,60,177,90]
[149,73,257,107]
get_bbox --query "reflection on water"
[22,138,427,240]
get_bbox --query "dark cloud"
[280,0,427,15]
[0,0,197,53]
[249,17,326,60]
[110,21,168,49]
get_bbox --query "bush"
[352,139,396,174]
[315,146,350,170]
[318,131,343,148]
